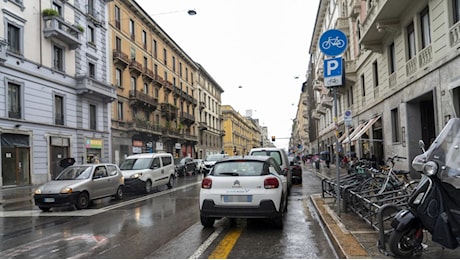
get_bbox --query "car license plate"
[44,198,55,203]
[222,195,252,203]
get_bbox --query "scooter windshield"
[425,118,460,188]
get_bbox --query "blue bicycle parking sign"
[319,29,348,56]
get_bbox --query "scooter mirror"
[418,140,426,153]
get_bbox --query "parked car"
[193,159,204,174]
[174,157,197,177]
[119,152,176,193]
[249,147,292,192]
[202,154,229,174]
[288,156,302,184]
[34,163,124,211]
[199,156,288,228]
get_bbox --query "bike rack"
[377,203,400,256]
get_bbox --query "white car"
[119,152,176,193]
[199,156,288,228]
[202,154,229,174]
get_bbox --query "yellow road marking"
[208,227,243,259]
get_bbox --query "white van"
[249,147,292,192]
[119,152,176,193]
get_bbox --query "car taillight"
[202,177,212,189]
[264,177,279,189]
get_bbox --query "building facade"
[221,105,261,156]
[195,64,224,158]
[108,0,199,163]
[296,0,460,173]
[0,0,115,186]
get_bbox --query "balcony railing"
[113,50,129,68]
[129,90,159,110]
[43,16,81,50]
[75,75,117,102]
[449,21,460,47]
[180,112,195,125]
[0,39,7,63]
[129,59,143,76]
[160,103,178,119]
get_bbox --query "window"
[143,56,148,69]
[8,82,21,119]
[142,30,147,49]
[88,62,96,78]
[87,0,95,16]
[172,56,176,72]
[7,22,22,55]
[87,25,95,44]
[53,45,64,72]
[153,40,157,58]
[144,83,148,94]
[391,108,400,142]
[155,87,159,98]
[407,22,416,59]
[361,74,365,96]
[117,101,124,120]
[420,6,431,49]
[388,42,396,74]
[129,19,135,40]
[115,68,122,87]
[131,76,136,91]
[115,37,121,51]
[163,48,167,65]
[115,5,121,29]
[372,61,379,87]
[89,104,96,130]
[130,46,136,60]
[54,95,64,125]
[52,2,63,16]
[179,62,183,77]
[454,0,460,24]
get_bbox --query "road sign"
[344,110,352,127]
[324,57,343,87]
[319,29,348,57]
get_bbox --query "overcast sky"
[135,0,320,151]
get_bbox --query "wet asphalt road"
[0,168,336,258]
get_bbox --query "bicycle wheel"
[351,176,387,213]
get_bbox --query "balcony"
[163,80,173,92]
[180,112,195,125]
[142,68,155,82]
[160,102,178,120]
[0,39,6,63]
[113,50,129,68]
[320,96,333,108]
[350,0,361,18]
[127,118,162,134]
[129,59,143,77]
[153,74,164,87]
[75,75,117,102]
[316,106,327,115]
[359,0,412,52]
[199,101,206,111]
[173,86,182,98]
[129,90,158,111]
[43,16,82,50]
[303,110,310,119]
[198,122,208,131]
[313,79,323,92]
[335,17,349,35]
[312,111,321,120]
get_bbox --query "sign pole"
[334,86,341,217]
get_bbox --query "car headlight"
[34,189,42,195]
[130,172,142,179]
[423,161,438,176]
[60,187,73,194]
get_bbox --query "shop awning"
[341,122,366,144]
[351,116,381,142]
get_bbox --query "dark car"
[288,156,302,184]
[174,157,197,177]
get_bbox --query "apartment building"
[108,0,199,162]
[298,0,460,172]
[0,0,115,186]
[195,64,224,159]
[221,105,261,156]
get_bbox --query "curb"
[310,194,369,259]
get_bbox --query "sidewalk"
[309,162,460,259]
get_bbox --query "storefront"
[1,133,30,186]
[86,138,103,163]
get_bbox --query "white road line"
[0,182,200,218]
[188,226,224,259]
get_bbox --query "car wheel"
[114,186,123,200]
[39,206,51,212]
[167,174,176,189]
[200,215,215,228]
[75,192,90,209]
[145,180,152,193]
[273,214,284,229]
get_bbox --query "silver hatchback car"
[34,163,125,211]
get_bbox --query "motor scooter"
[389,118,460,257]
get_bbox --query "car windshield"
[205,154,224,161]
[55,166,92,180]
[174,158,183,165]
[251,151,282,165]
[212,161,264,176]
[119,158,152,170]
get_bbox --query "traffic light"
[271,136,276,142]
